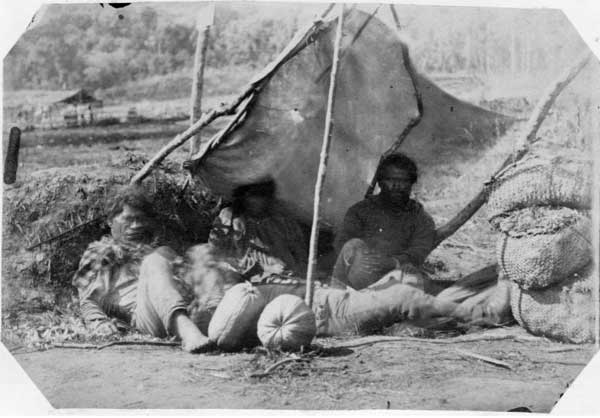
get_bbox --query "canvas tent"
[185,9,513,230]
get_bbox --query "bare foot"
[173,312,213,353]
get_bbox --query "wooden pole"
[365,4,424,198]
[130,96,252,185]
[4,127,21,184]
[305,4,345,308]
[431,51,593,249]
[189,7,213,158]
[130,3,336,185]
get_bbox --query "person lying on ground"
[72,185,211,353]
[207,177,308,279]
[332,153,435,290]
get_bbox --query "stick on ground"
[52,341,180,350]
[455,348,513,370]
[329,333,546,350]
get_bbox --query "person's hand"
[90,319,119,336]
[395,261,420,276]
[263,262,285,275]
[390,261,424,290]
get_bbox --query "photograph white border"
[1,0,599,415]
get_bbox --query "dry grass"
[2,151,219,325]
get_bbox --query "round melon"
[208,282,267,351]
[510,266,595,344]
[257,295,316,351]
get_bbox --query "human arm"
[333,204,365,255]
[72,244,119,334]
[391,208,436,268]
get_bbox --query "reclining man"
[333,152,511,324]
[188,177,473,338]
[72,185,211,352]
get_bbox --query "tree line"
[4,4,587,93]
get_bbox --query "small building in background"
[3,89,103,130]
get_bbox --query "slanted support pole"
[130,3,336,185]
[189,5,213,158]
[364,4,423,198]
[305,4,345,308]
[431,51,593,249]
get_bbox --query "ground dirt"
[10,327,593,411]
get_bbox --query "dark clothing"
[334,195,436,267]
[332,195,435,289]
[332,238,396,290]
[208,202,308,277]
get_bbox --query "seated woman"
[207,178,308,280]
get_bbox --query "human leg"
[435,264,512,325]
[136,248,211,352]
[313,277,462,336]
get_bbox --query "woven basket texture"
[487,157,592,220]
[489,206,588,237]
[510,265,595,344]
[496,215,592,290]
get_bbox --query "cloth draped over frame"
[186,8,513,231]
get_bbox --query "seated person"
[207,178,308,279]
[333,153,435,290]
[333,152,511,324]
[72,185,210,353]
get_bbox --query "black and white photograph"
[1,0,600,413]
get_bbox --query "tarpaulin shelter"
[186,8,513,230]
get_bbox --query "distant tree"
[2,3,589,95]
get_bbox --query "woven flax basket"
[510,265,596,344]
[496,215,592,290]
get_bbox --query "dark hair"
[104,185,155,221]
[231,178,276,215]
[376,153,418,184]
